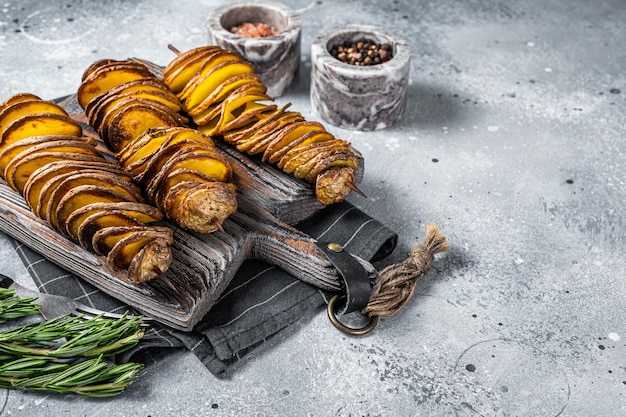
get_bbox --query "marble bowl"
[311,24,411,131]
[207,0,302,98]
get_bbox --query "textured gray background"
[0,0,625,416]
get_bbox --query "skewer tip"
[346,182,367,198]
[167,44,182,56]
[213,220,225,232]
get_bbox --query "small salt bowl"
[311,24,411,131]
[207,0,302,98]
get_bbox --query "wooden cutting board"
[0,95,365,331]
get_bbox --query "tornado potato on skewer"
[77,59,238,233]
[0,94,172,284]
[162,45,364,206]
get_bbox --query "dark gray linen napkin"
[9,201,397,375]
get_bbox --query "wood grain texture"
[0,95,366,331]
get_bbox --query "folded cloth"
[10,201,397,375]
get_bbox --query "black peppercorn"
[329,38,393,66]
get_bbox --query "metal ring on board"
[326,295,378,336]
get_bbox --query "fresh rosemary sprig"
[0,294,148,397]
[0,313,145,358]
[0,355,144,397]
[0,288,40,323]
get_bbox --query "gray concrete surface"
[0,0,625,415]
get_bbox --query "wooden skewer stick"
[213,220,225,233]
[167,44,182,56]
[346,182,367,198]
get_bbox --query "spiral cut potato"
[162,46,362,205]
[0,94,173,283]
[78,59,237,233]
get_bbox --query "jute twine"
[362,222,449,317]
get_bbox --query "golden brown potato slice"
[52,185,139,235]
[267,129,335,165]
[202,82,271,134]
[115,126,172,166]
[46,171,144,234]
[105,99,185,152]
[77,66,153,109]
[306,155,359,183]
[162,46,223,94]
[189,99,223,127]
[187,73,263,116]
[76,211,143,252]
[176,51,243,101]
[0,100,69,138]
[134,142,209,189]
[4,145,104,193]
[80,59,118,81]
[100,226,173,270]
[0,135,95,174]
[84,78,179,120]
[262,121,327,164]
[24,159,130,214]
[126,237,173,284]
[217,83,270,119]
[92,225,152,257]
[118,127,214,171]
[279,140,351,175]
[0,114,82,152]
[142,147,232,202]
[243,111,306,155]
[294,149,355,182]
[151,167,217,204]
[0,93,42,110]
[80,59,150,82]
[220,102,277,134]
[222,103,292,144]
[66,201,163,240]
[141,147,233,195]
[2,139,102,185]
[160,180,237,233]
[88,88,181,132]
[181,60,255,110]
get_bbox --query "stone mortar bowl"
[207,0,302,98]
[311,24,411,131]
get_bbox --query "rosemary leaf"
[0,288,40,323]
[0,297,147,396]
[0,314,145,358]
[0,356,144,397]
